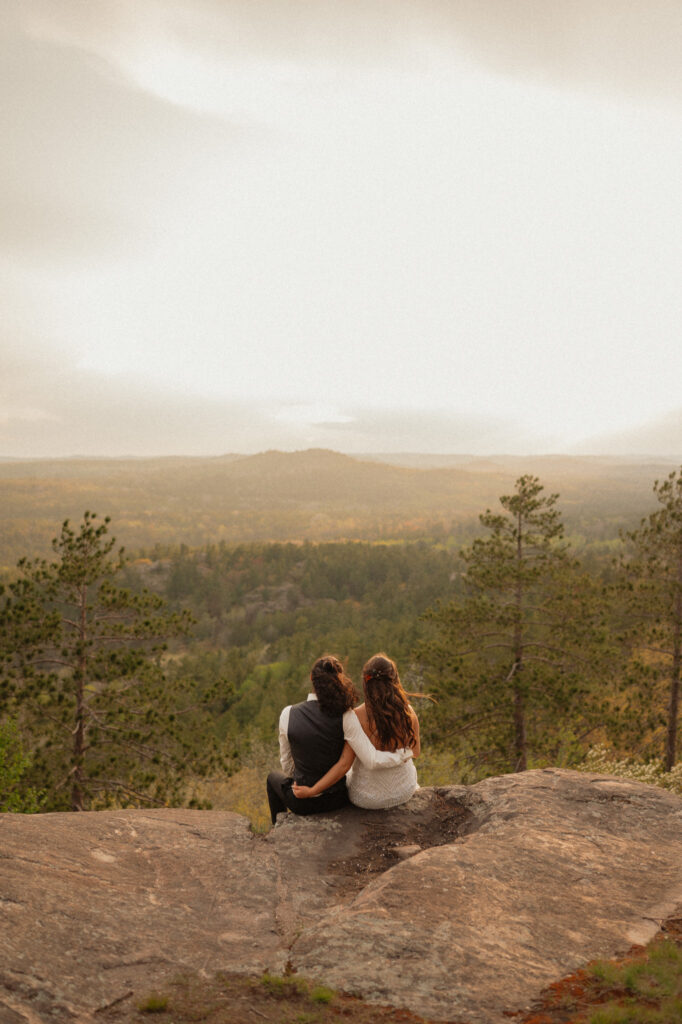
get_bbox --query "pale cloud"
[573,409,682,458]
[16,0,682,114]
[0,340,533,457]
[308,408,540,456]
[0,343,270,457]
[0,15,241,267]
[430,0,682,105]
[2,2,682,458]
[275,404,356,427]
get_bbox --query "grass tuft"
[587,937,682,1024]
[309,985,335,1005]
[260,972,308,999]
[138,992,169,1013]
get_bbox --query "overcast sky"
[2,1,682,458]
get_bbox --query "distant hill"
[0,448,676,570]
[362,451,681,475]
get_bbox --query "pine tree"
[419,476,608,773]
[619,469,682,770]
[0,719,41,812]
[0,512,217,810]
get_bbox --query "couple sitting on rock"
[266,653,423,825]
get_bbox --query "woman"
[292,653,421,810]
[268,654,410,824]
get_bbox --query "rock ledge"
[1,769,681,1024]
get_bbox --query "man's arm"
[278,706,295,775]
[343,710,414,768]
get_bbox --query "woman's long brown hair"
[362,653,423,751]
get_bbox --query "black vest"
[287,700,346,793]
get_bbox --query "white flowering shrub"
[579,745,682,795]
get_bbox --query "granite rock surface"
[1,769,681,1023]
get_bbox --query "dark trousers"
[266,770,350,825]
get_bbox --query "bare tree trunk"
[71,583,87,811]
[513,507,527,771]
[665,555,682,772]
[513,683,527,771]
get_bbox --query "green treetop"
[0,512,215,810]
[419,476,609,773]
[619,469,682,770]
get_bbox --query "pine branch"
[86,779,166,806]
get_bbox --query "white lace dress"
[341,709,418,810]
[347,755,418,809]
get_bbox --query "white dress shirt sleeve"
[278,705,295,775]
[343,710,413,769]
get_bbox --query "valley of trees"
[1,453,681,816]
[0,449,676,571]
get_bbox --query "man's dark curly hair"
[310,655,357,717]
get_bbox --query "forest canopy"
[0,449,675,572]
[1,454,681,816]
